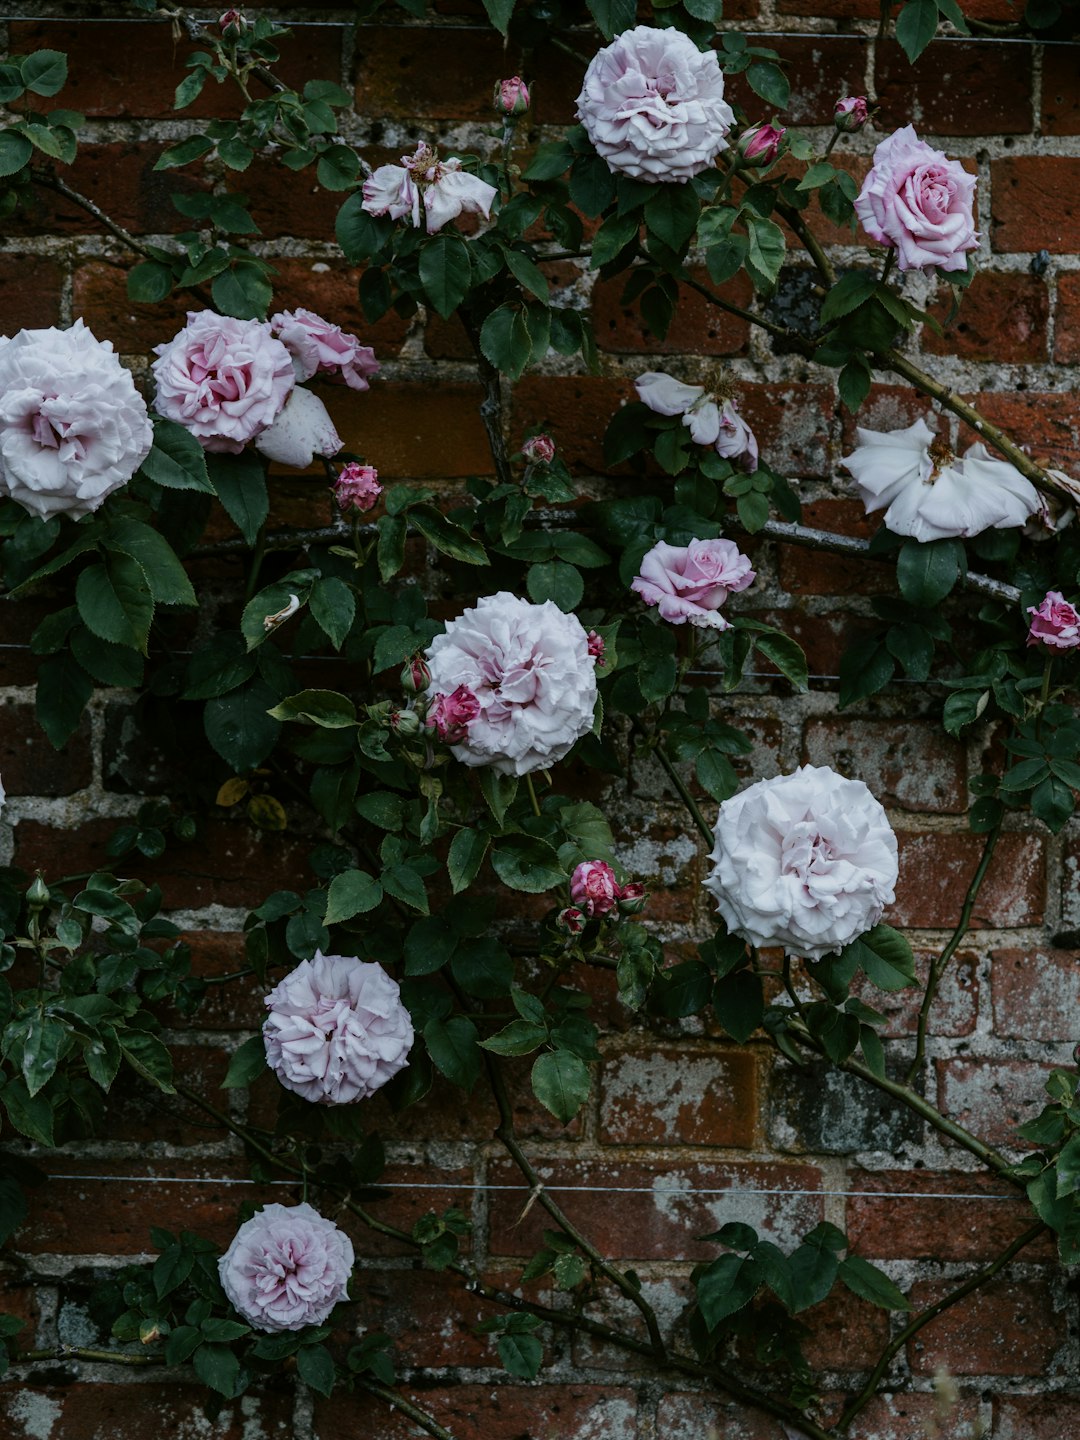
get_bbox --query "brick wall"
[2,5,1080,1439]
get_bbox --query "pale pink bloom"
[1027,591,1080,649]
[153,311,294,454]
[854,124,978,274]
[362,144,496,235]
[570,860,619,917]
[576,25,734,182]
[424,593,597,776]
[426,685,480,743]
[270,308,379,392]
[705,765,898,960]
[738,121,786,167]
[263,952,413,1105]
[362,163,421,226]
[834,96,869,132]
[522,433,556,464]
[254,385,341,468]
[218,1202,353,1333]
[496,76,530,116]
[635,371,758,470]
[842,419,1041,542]
[334,461,381,513]
[586,630,606,665]
[0,320,152,520]
[632,538,755,630]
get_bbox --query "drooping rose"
[737,121,787,168]
[842,418,1041,542]
[426,685,481,743]
[270,308,379,392]
[361,162,421,226]
[576,25,735,183]
[263,952,413,1104]
[0,320,153,520]
[424,592,597,776]
[570,860,619,918]
[152,310,295,454]
[1027,591,1080,649]
[635,371,758,471]
[218,1202,353,1333]
[334,461,381,513]
[253,386,341,469]
[705,764,899,960]
[631,538,755,629]
[362,143,496,235]
[854,125,978,273]
[834,96,869,133]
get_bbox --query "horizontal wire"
[44,1173,1020,1200]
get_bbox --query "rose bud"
[389,708,422,737]
[834,96,870,133]
[401,655,432,694]
[334,461,381,514]
[586,631,606,666]
[219,8,248,36]
[570,860,619,918]
[521,433,555,464]
[1027,591,1080,650]
[495,76,531,117]
[736,121,787,168]
[556,907,587,936]
[616,881,648,915]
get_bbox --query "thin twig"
[654,742,715,845]
[353,1377,462,1440]
[30,171,164,263]
[9,1346,156,1367]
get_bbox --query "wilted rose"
[522,433,556,464]
[426,685,481,743]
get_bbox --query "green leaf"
[480,304,534,382]
[896,537,965,607]
[102,517,196,608]
[221,1034,267,1090]
[753,628,808,690]
[35,649,92,748]
[480,1019,547,1056]
[324,869,383,924]
[20,1015,67,1098]
[479,770,517,828]
[787,1239,839,1313]
[316,144,360,190]
[2,1078,54,1146]
[713,970,764,1043]
[183,632,257,700]
[448,828,490,894]
[269,689,357,728]
[498,1330,543,1378]
[207,451,268,546]
[585,0,636,40]
[821,272,879,325]
[839,635,894,708]
[839,1254,911,1311]
[480,0,516,33]
[296,1342,337,1396]
[843,924,917,992]
[20,50,68,97]
[193,1343,240,1398]
[377,515,407,582]
[382,863,430,914]
[154,1243,195,1300]
[697,1252,762,1329]
[309,577,356,651]
[204,679,282,772]
[502,246,550,302]
[141,417,214,492]
[645,186,700,254]
[746,60,790,110]
[410,506,488,566]
[127,261,174,304]
[526,559,584,612]
[524,141,575,181]
[120,1030,176,1094]
[76,553,154,653]
[424,1015,481,1090]
[0,128,33,177]
[531,1050,590,1125]
[745,214,786,289]
[213,261,273,321]
[896,0,940,61]
[419,234,472,319]
[491,838,566,893]
[155,134,214,170]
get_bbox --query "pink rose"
[362,163,421,227]
[835,96,869,133]
[218,1202,353,1333]
[334,461,381,513]
[152,311,295,454]
[1027,591,1080,649]
[631,537,755,629]
[854,124,978,274]
[737,122,786,168]
[522,433,556,464]
[270,308,379,392]
[426,685,480,743]
[253,386,341,469]
[496,76,530,116]
[570,860,619,918]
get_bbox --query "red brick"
[352,1164,476,1260]
[991,946,1080,1042]
[991,158,1080,252]
[323,381,494,479]
[0,1385,293,1439]
[891,832,1045,930]
[163,931,267,1030]
[599,1045,758,1147]
[726,39,869,127]
[592,268,751,356]
[937,1058,1060,1147]
[512,376,634,474]
[965,390,1080,475]
[776,498,894,596]
[315,1384,637,1440]
[9,20,342,121]
[802,717,967,812]
[799,1290,890,1370]
[851,948,978,1039]
[874,42,1033,135]
[488,1158,824,1260]
[1041,47,1080,136]
[0,257,64,333]
[924,271,1049,362]
[0,701,93,796]
[738,384,837,480]
[817,1391,983,1437]
[839,383,932,452]
[846,1170,1055,1263]
[749,607,879,679]
[1055,273,1080,364]
[994,1394,1080,1438]
[906,1276,1065,1376]
[656,1392,799,1440]
[0,1263,39,1336]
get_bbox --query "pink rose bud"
[1027,591,1080,650]
[556,907,587,936]
[219,8,247,31]
[570,860,619,918]
[334,462,381,514]
[401,655,431,694]
[426,686,480,743]
[522,433,556,464]
[389,708,421,738]
[737,122,787,168]
[834,96,869,133]
[616,881,648,916]
[586,631,606,666]
[496,76,531,117]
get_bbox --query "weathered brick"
[991,158,1080,253]
[775,499,894,597]
[874,41,1033,135]
[163,931,267,1030]
[924,271,1049,362]
[103,1042,231,1147]
[488,1157,825,1259]
[937,1058,1060,1147]
[725,39,868,127]
[817,1391,984,1438]
[592,268,751,356]
[802,717,967,813]
[991,946,1080,1042]
[0,701,93,796]
[599,1045,758,1147]
[800,1290,891,1370]
[1054,273,1080,364]
[851,948,978,1039]
[839,384,933,453]
[994,1394,1080,1438]
[846,1169,1055,1263]
[655,1392,799,1440]
[891,832,1045,930]
[0,1384,294,1440]
[1041,47,1080,136]
[906,1276,1065,1376]
[512,376,634,474]
[768,1057,924,1156]
[316,1384,638,1440]
[324,381,495,478]
[0,257,64,333]
[965,390,1080,475]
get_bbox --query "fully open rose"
[218,1202,354,1332]
[576,25,734,182]
[424,592,597,775]
[0,320,152,520]
[632,538,755,628]
[705,764,899,959]
[854,124,977,273]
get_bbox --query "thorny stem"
[654,742,714,846]
[9,1346,156,1368]
[354,1378,461,1440]
[906,816,1003,1084]
[833,1222,1047,1433]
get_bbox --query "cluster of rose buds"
[557,861,648,932]
[333,461,381,514]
